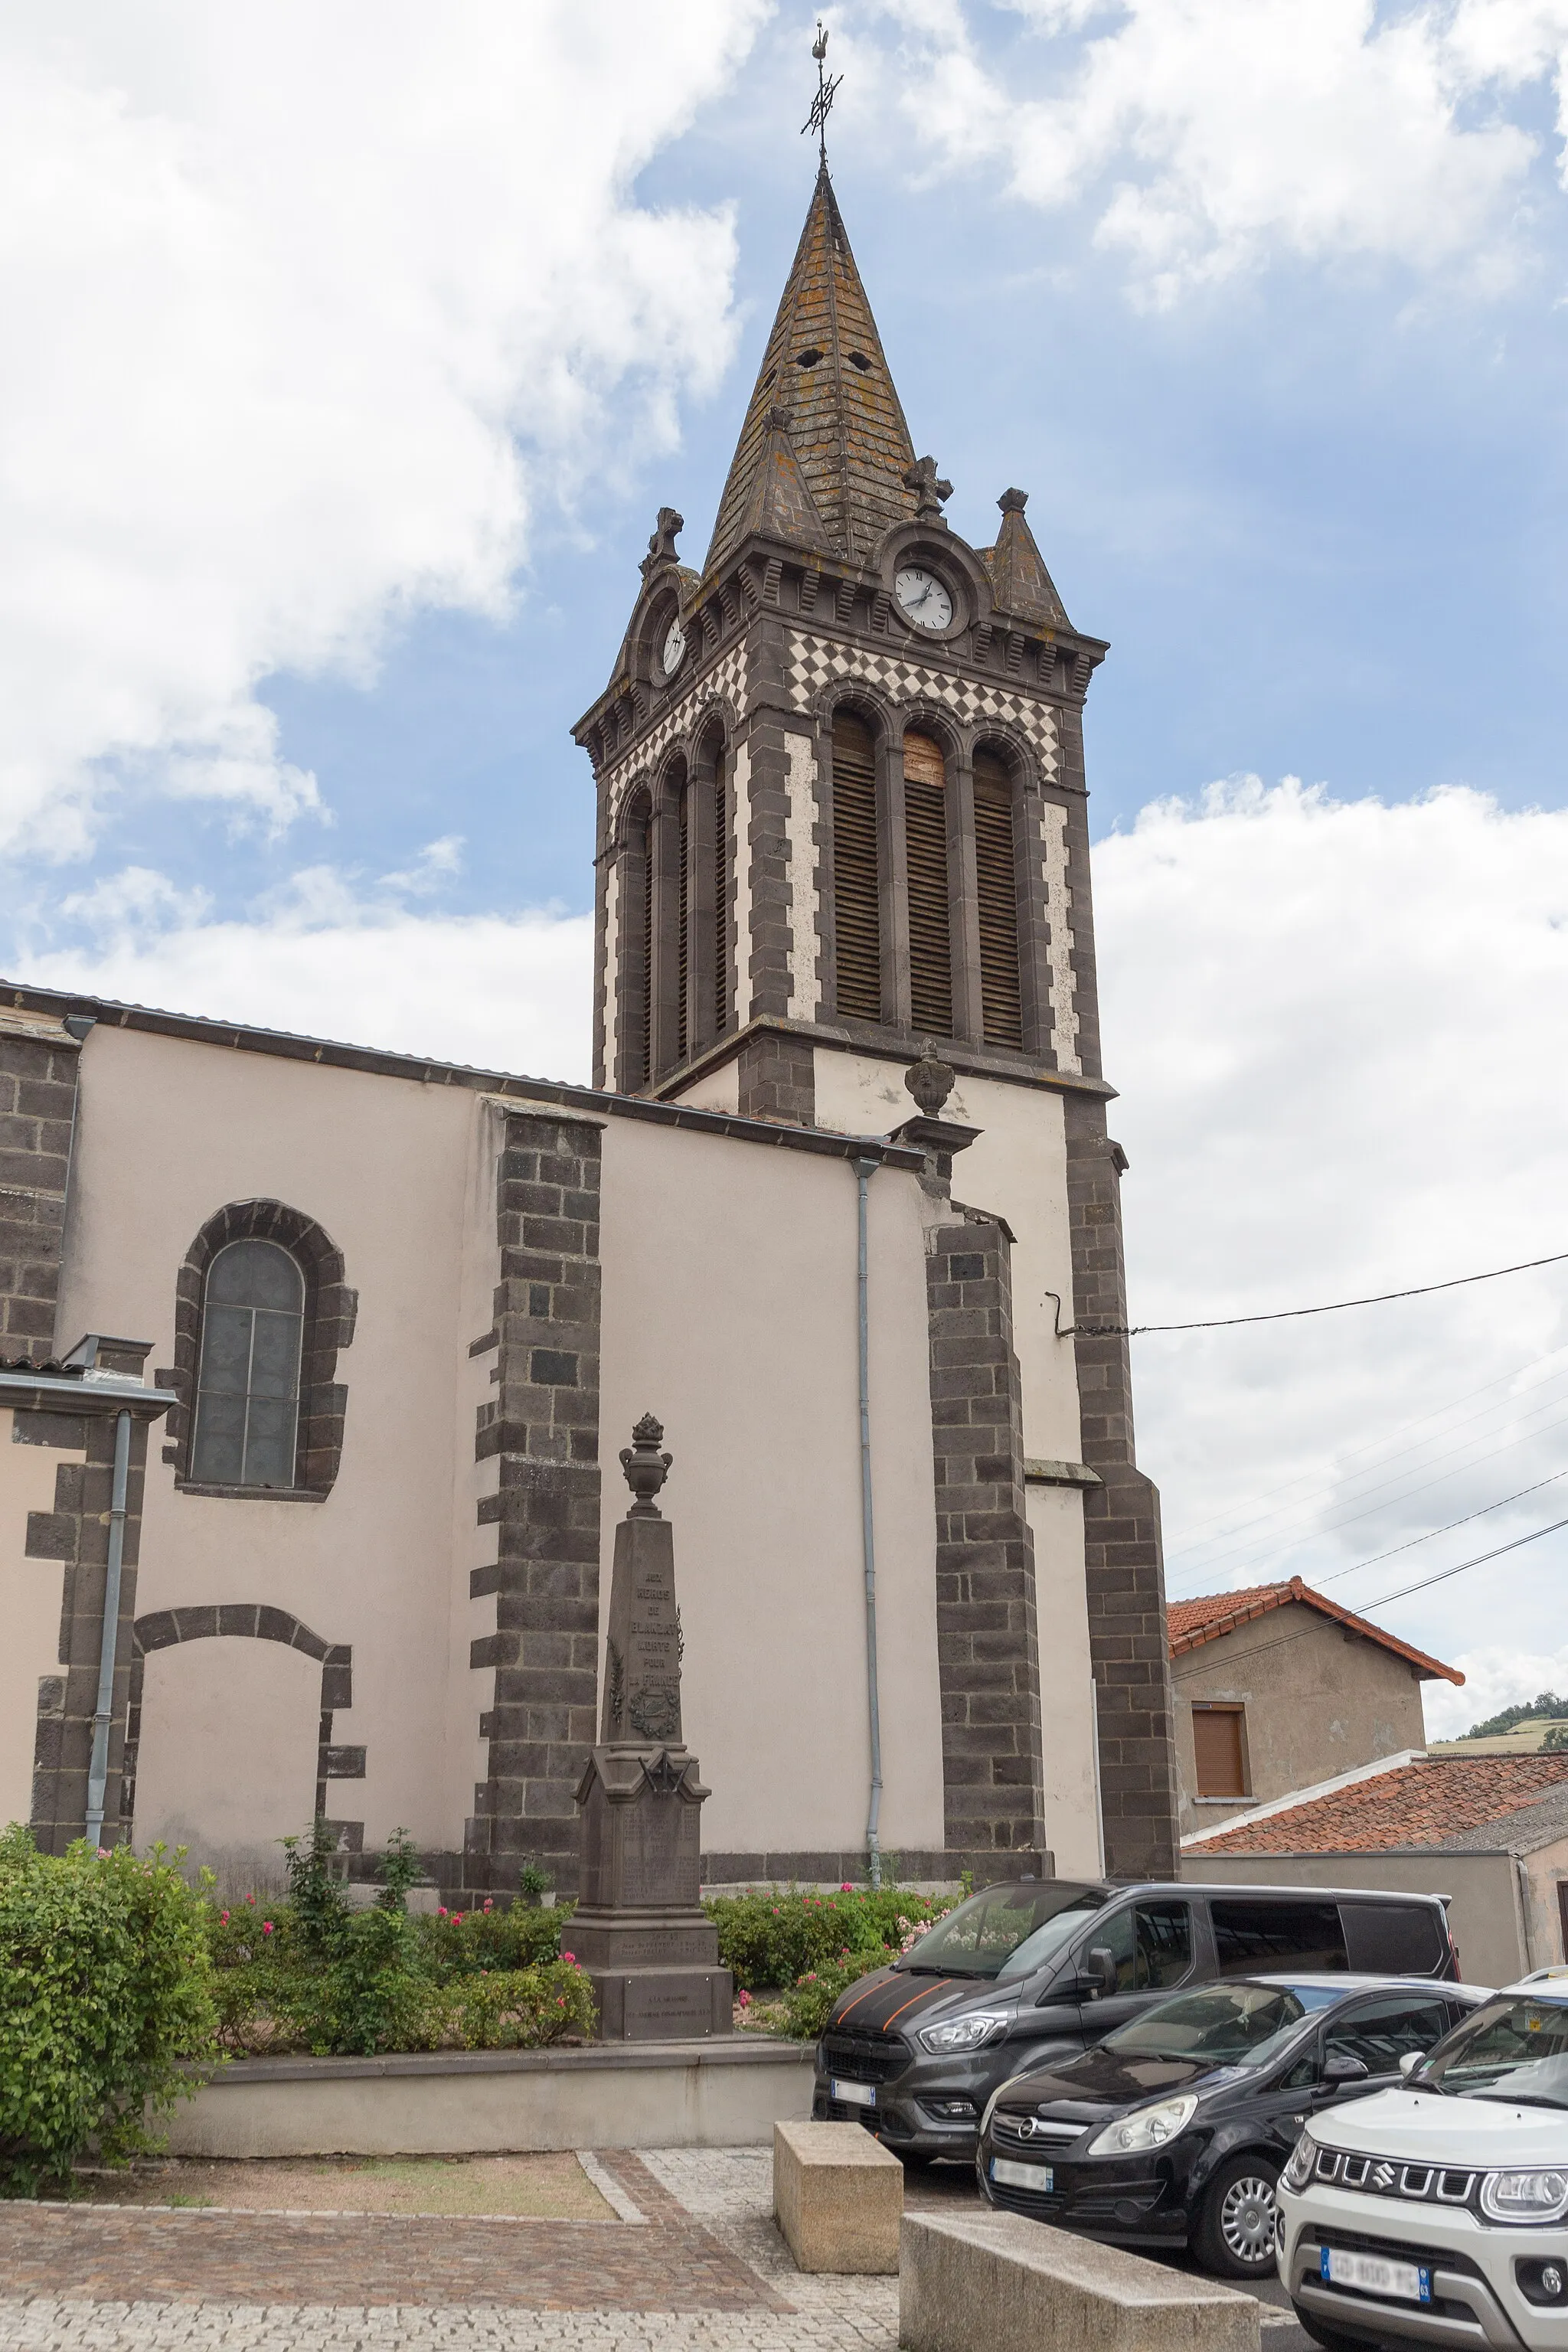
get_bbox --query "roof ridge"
[1168,1574,1462,1685]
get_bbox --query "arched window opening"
[713,747,728,1033]
[191,1240,305,1489]
[903,730,952,1036]
[831,711,881,1021]
[676,779,691,1065]
[637,801,654,1089]
[973,749,1024,1050]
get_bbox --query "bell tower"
[572,158,1181,1882]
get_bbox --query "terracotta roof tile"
[1190,1753,1568,1854]
[1168,1574,1462,1684]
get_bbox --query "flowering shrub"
[704,1885,952,1998]
[782,1954,871,2041]
[204,1844,590,2057]
[0,1827,217,2196]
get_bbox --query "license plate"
[1321,2247,1432,2305]
[991,2157,1054,2193]
[830,2078,877,2108]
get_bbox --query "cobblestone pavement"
[0,2147,1311,2350]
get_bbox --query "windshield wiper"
[1470,2091,1568,2111]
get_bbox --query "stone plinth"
[773,2119,902,2273]
[899,2212,1260,2352]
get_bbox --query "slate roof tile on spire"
[704,162,920,577]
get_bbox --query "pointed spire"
[985,488,1070,629]
[704,163,920,577]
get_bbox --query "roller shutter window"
[1193,1704,1246,1797]
[831,713,881,1021]
[714,749,727,1033]
[903,730,952,1036]
[676,781,691,1066]
[973,750,1024,1050]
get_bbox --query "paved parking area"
[0,2148,1312,2350]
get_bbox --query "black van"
[812,1878,1459,2164]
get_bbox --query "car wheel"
[1290,2305,1378,2351]
[1194,2154,1280,2280]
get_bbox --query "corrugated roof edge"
[0,978,928,1172]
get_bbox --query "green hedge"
[0,1828,218,2197]
[705,1883,957,2036]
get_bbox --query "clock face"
[662,617,686,676]
[894,566,954,631]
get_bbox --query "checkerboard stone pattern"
[779,632,1060,773]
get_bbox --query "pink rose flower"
[220,1910,230,1925]
[438,1906,448,1918]
[561,1951,576,1965]
[739,1989,753,2007]
[262,1921,274,1935]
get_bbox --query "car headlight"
[918,2009,1011,2054]
[1282,2132,1318,2192]
[1086,2094,1199,2157]
[1481,2170,1568,2225]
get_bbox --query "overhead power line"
[1170,1511,1568,1682]
[1166,1339,1568,1562]
[1313,1468,1568,1585]
[1072,1246,1568,1341]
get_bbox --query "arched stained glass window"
[191,1240,305,1488]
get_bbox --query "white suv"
[1278,1976,1568,2347]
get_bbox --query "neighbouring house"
[1183,1752,1568,1988]
[1168,1577,1464,1837]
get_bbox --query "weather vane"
[802,20,841,164]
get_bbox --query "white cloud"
[14,869,593,1083]
[1094,781,1568,1717]
[875,0,1568,299]
[0,2,763,855]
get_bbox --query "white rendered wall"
[57,1027,482,1862]
[135,1636,322,1878]
[0,1407,71,1831]
[811,1048,1097,1871]
[597,1116,946,1857]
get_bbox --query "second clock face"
[662,618,687,675]
[894,566,954,631]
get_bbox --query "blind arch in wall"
[973,748,1024,1050]
[831,711,881,1021]
[713,746,728,1031]
[675,779,691,1066]
[903,730,952,1036]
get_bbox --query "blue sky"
[5,1,1568,1728]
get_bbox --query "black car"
[977,1973,1488,2280]
[813,1876,1460,2165]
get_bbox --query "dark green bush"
[0,1828,218,2196]
[419,1897,572,1980]
[705,1886,950,1993]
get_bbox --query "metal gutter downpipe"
[84,1407,132,1849]
[854,1158,884,1891]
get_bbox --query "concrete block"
[899,2211,1259,2352]
[773,2119,903,2274]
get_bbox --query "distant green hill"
[1464,1690,1568,1740]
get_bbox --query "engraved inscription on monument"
[572,1414,732,2041]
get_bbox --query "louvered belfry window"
[638,801,654,1089]
[903,730,952,1036]
[973,750,1024,1050]
[675,781,691,1065]
[713,749,728,1031]
[831,712,881,1021]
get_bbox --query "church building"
[0,164,1180,1896]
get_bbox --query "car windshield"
[1103,1981,1338,2069]
[1420,1998,1568,2109]
[900,1884,1106,1980]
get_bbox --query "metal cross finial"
[802,20,841,163]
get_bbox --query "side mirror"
[1398,2051,1424,2081]
[1085,1946,1118,1998]
[1323,2051,1370,2086]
